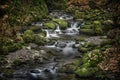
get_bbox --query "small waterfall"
[66,21,80,35]
[44,30,59,38]
[54,23,62,34]
[45,30,50,38]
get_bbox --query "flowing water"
[10,11,85,80]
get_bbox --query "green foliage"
[0,37,22,53]
[53,19,68,29]
[23,30,34,43]
[74,10,85,19]
[82,49,103,67]
[44,22,56,29]
[75,67,98,77]
[93,21,103,35]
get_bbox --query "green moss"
[44,22,56,29]
[53,19,68,30]
[75,67,98,77]
[80,29,94,35]
[23,30,34,43]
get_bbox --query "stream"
[8,11,86,80]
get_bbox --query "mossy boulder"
[23,30,34,43]
[75,67,98,77]
[53,19,68,30]
[44,22,56,29]
[34,34,47,45]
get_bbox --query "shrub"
[75,67,98,77]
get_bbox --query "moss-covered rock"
[23,30,34,43]
[44,22,56,29]
[53,19,68,30]
[34,34,47,45]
